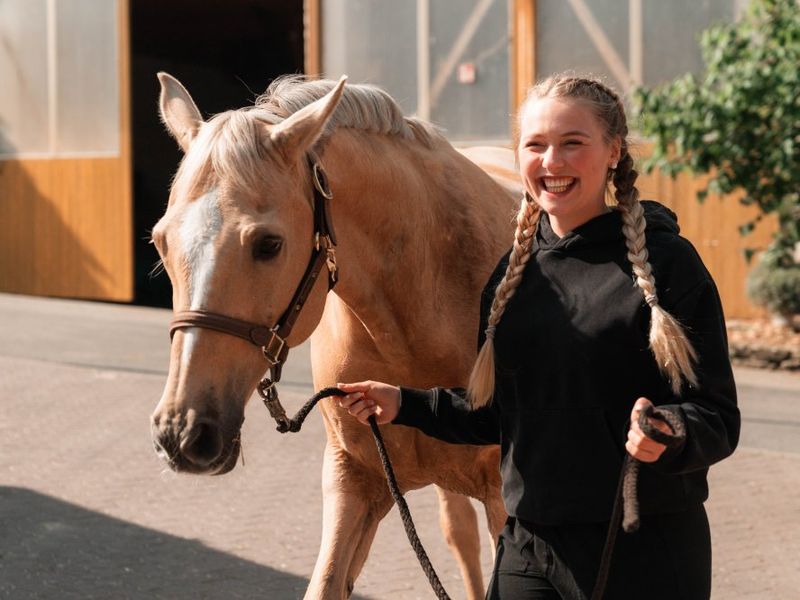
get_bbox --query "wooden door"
[0,0,132,301]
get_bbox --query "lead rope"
[276,386,451,600]
[590,403,686,600]
[275,387,683,600]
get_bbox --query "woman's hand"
[337,381,401,425]
[626,397,672,463]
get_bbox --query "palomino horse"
[150,72,519,599]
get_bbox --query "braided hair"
[467,75,697,408]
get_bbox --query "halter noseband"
[168,154,339,431]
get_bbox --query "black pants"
[486,504,711,599]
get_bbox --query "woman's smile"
[539,176,576,194]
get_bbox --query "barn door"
[0,0,132,301]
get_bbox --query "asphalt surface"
[1,293,798,599]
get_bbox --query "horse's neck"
[317,131,515,382]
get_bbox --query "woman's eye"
[253,236,283,261]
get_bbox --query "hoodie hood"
[535,200,680,253]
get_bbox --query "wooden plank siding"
[636,167,775,319]
[0,0,133,302]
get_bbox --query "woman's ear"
[610,136,623,167]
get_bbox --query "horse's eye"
[253,236,283,261]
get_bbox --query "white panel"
[0,0,50,155]
[428,0,510,142]
[322,0,418,114]
[536,0,630,92]
[536,0,742,94]
[642,0,739,87]
[54,0,119,154]
[322,0,512,143]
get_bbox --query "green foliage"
[746,254,800,317]
[634,0,800,283]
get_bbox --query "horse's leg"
[343,491,393,591]
[435,487,485,600]
[305,443,392,600]
[482,491,507,555]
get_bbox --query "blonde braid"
[614,151,698,394]
[468,195,539,407]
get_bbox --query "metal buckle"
[261,329,286,365]
[312,163,334,200]
[258,376,290,431]
[325,245,338,282]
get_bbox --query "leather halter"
[168,154,339,431]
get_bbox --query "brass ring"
[312,163,334,200]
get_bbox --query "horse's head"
[150,72,345,474]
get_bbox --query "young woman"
[338,75,739,599]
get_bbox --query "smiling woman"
[338,74,740,600]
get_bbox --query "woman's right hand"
[337,381,401,425]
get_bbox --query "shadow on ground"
[0,487,372,600]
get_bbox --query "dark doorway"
[130,0,304,307]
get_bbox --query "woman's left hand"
[626,397,672,463]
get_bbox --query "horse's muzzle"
[151,415,240,475]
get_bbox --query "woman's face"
[518,97,621,236]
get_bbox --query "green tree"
[635,0,800,318]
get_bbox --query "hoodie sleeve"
[392,254,508,445]
[393,386,500,444]
[653,276,740,474]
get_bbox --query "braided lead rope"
[590,454,629,600]
[367,415,451,599]
[590,403,686,600]
[621,403,686,533]
[277,386,451,600]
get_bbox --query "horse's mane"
[257,76,442,148]
[172,77,444,200]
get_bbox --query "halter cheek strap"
[168,153,339,431]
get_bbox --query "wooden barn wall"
[0,0,133,302]
[636,167,775,320]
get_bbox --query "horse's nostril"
[180,421,223,467]
[152,426,174,459]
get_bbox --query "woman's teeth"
[542,177,575,193]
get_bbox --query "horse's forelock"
[172,109,276,201]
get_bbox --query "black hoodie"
[396,201,740,525]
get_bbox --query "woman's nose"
[542,146,563,169]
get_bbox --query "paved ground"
[0,293,798,599]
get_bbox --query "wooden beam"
[511,0,536,124]
[118,0,133,299]
[304,0,322,77]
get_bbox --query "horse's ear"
[158,72,203,153]
[269,76,347,159]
